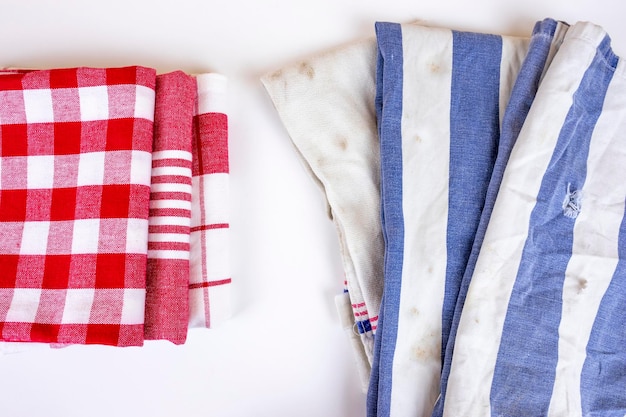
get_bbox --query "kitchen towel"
[143,71,196,344]
[0,66,156,346]
[370,21,538,417]
[261,38,383,386]
[439,20,626,417]
[188,73,231,329]
[433,18,568,416]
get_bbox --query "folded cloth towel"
[261,39,383,388]
[370,21,539,417]
[143,71,196,344]
[440,20,626,417]
[188,73,231,328]
[433,18,568,416]
[0,66,156,346]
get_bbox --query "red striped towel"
[144,71,196,344]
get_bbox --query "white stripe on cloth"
[390,24,453,417]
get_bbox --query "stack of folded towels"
[0,66,231,347]
[263,17,626,417]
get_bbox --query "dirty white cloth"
[262,38,383,389]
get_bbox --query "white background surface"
[0,1,624,416]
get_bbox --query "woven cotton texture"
[261,41,383,389]
[0,66,156,346]
[143,71,196,344]
[438,21,626,417]
[368,22,540,417]
[189,74,231,328]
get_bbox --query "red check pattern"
[0,67,156,346]
[189,74,231,328]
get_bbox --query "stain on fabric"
[337,136,348,150]
[430,62,441,73]
[411,338,441,362]
[299,62,315,79]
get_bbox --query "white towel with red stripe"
[261,39,382,390]
[189,73,231,329]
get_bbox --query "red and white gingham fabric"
[0,66,156,346]
[189,74,231,328]
[143,71,196,344]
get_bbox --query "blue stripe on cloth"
[356,319,373,333]
[368,21,404,417]
[443,30,502,366]
[581,203,626,415]
[490,35,615,416]
[432,18,560,417]
[579,39,626,416]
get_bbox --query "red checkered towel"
[0,66,156,346]
[143,71,196,344]
[189,74,231,328]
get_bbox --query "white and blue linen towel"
[437,20,626,417]
[369,19,563,417]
